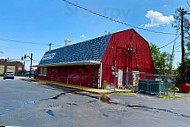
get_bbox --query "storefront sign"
[42,53,56,60]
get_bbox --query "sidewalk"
[22,79,132,94]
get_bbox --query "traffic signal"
[5,58,7,62]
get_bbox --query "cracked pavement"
[0,79,190,127]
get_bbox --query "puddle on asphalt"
[46,110,55,116]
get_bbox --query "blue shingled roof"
[39,34,112,66]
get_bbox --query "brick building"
[0,60,24,74]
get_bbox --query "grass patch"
[88,91,99,94]
[114,92,139,96]
[74,89,83,92]
[160,95,184,99]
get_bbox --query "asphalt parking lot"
[0,79,190,127]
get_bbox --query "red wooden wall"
[101,29,155,88]
[37,65,100,88]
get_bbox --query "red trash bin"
[179,83,190,92]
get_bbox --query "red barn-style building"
[36,29,155,88]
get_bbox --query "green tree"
[172,8,190,58]
[149,43,173,74]
[176,59,190,84]
[172,8,190,83]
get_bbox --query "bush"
[103,80,107,89]
[169,86,179,91]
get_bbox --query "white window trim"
[38,67,47,76]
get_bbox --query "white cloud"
[81,34,86,38]
[1,56,6,59]
[144,10,174,27]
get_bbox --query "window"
[39,67,47,76]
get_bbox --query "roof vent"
[65,38,71,46]
[105,30,108,35]
[105,31,110,35]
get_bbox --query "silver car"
[4,72,14,80]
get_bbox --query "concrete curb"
[21,78,132,94]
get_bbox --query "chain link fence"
[126,72,176,96]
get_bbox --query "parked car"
[4,72,14,80]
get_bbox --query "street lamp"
[21,53,33,78]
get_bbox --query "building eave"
[33,60,101,67]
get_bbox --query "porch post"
[99,63,103,88]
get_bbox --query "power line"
[175,44,181,49]
[8,59,40,62]
[0,45,47,51]
[0,38,61,47]
[158,34,180,49]
[0,38,47,45]
[62,0,177,35]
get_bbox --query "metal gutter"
[33,60,101,67]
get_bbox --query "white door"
[118,69,123,88]
[132,71,140,86]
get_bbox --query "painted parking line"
[0,101,35,116]
[20,101,35,108]
[0,107,14,115]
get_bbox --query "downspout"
[99,63,103,89]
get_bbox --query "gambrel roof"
[38,34,112,66]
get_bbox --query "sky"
[0,0,189,70]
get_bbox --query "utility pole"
[22,53,33,78]
[170,33,178,74]
[178,8,188,84]
[23,61,25,76]
[29,53,33,78]
[49,43,52,51]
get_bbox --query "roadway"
[0,79,190,127]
